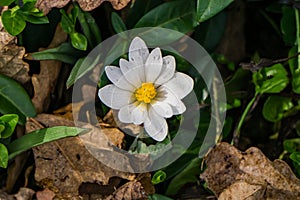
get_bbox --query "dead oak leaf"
[0,20,30,84]
[200,142,300,200]
[27,114,135,199]
[36,0,131,15]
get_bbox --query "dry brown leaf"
[105,181,148,200]
[36,0,131,15]
[200,142,300,200]
[0,20,30,84]
[31,24,67,113]
[27,114,135,198]
[0,188,35,200]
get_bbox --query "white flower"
[98,37,194,141]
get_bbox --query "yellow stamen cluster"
[135,83,157,103]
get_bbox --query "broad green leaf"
[135,0,197,36]
[0,75,36,125]
[1,10,26,36]
[126,0,163,28]
[26,43,85,64]
[262,96,293,122]
[194,11,227,52]
[111,12,127,34]
[70,32,88,50]
[281,6,296,46]
[7,126,87,160]
[197,0,233,22]
[283,138,300,153]
[0,0,15,6]
[0,114,18,138]
[76,3,101,47]
[0,144,8,168]
[253,64,289,94]
[148,194,173,200]
[165,158,201,195]
[151,170,167,185]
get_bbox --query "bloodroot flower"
[98,37,194,141]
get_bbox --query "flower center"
[135,83,157,103]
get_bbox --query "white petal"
[150,101,173,118]
[98,85,133,109]
[128,37,149,66]
[132,102,147,125]
[156,86,181,106]
[155,56,176,85]
[118,103,136,123]
[163,72,194,99]
[119,58,145,87]
[105,66,135,91]
[144,109,168,141]
[171,100,186,115]
[145,48,163,83]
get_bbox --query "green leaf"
[253,64,289,94]
[290,152,300,165]
[66,54,100,87]
[1,9,26,36]
[262,96,293,122]
[281,6,296,46]
[0,114,19,138]
[76,3,101,47]
[7,126,88,160]
[151,170,167,185]
[26,43,85,64]
[0,144,8,168]
[70,32,88,50]
[0,0,15,6]
[292,69,300,93]
[165,158,201,195]
[194,11,227,52]
[60,9,75,34]
[148,194,173,200]
[22,14,49,24]
[197,0,233,22]
[283,138,300,153]
[126,0,163,28]
[0,74,36,125]
[111,12,127,34]
[135,0,196,35]
[66,57,85,88]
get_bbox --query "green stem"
[233,92,259,145]
[295,8,300,69]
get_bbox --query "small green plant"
[1,0,49,36]
[0,114,18,168]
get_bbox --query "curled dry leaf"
[36,0,131,15]
[0,20,30,84]
[27,114,135,199]
[200,142,300,200]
